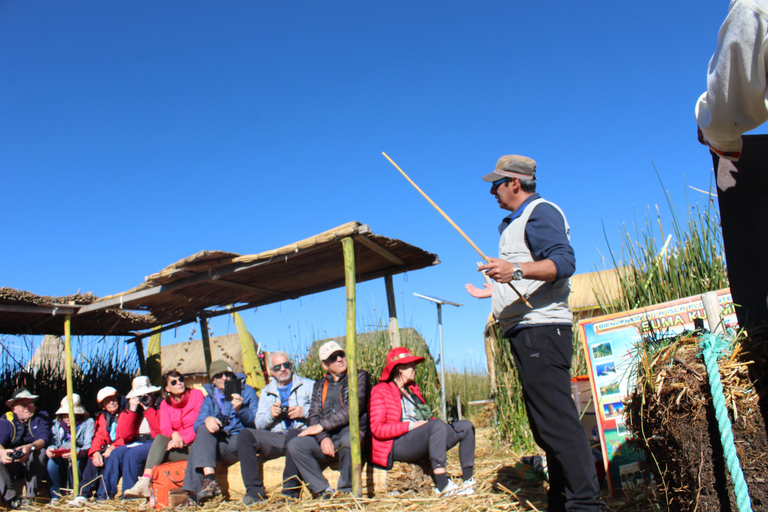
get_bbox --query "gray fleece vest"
[491,198,573,333]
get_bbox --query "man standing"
[0,389,51,510]
[237,351,314,505]
[181,360,258,505]
[466,155,602,512]
[286,341,370,498]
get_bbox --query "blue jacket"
[193,374,258,436]
[49,417,95,454]
[0,410,52,448]
[255,374,315,432]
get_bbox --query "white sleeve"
[695,0,768,160]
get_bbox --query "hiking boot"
[196,478,221,502]
[176,497,198,509]
[241,494,265,507]
[125,476,153,498]
[9,498,34,510]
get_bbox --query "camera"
[10,450,24,461]
[218,416,230,428]
[140,394,153,407]
[280,406,290,418]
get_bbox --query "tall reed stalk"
[595,172,727,313]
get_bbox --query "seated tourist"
[286,341,370,498]
[370,347,476,496]
[69,386,130,507]
[46,394,94,504]
[0,389,52,509]
[180,360,258,506]
[237,351,314,504]
[124,371,204,498]
[102,376,163,499]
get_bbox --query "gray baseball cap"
[482,155,537,182]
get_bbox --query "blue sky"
[2,1,764,369]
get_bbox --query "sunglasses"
[168,378,185,386]
[491,177,511,191]
[324,351,346,365]
[271,362,292,372]
[212,372,233,380]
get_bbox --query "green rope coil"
[699,332,753,512]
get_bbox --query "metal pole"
[438,303,447,422]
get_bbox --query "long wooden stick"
[383,151,531,308]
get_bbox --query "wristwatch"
[512,263,524,281]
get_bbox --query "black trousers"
[508,325,602,512]
[237,428,301,498]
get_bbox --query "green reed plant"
[595,171,728,313]
[444,364,491,420]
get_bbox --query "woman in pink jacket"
[369,347,476,496]
[124,371,205,498]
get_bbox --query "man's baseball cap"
[482,155,537,182]
[319,340,344,362]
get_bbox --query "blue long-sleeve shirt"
[193,376,258,436]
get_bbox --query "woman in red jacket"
[369,347,476,496]
[124,370,205,498]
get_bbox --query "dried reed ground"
[34,423,654,511]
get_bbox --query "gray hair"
[519,178,537,193]
[269,351,291,367]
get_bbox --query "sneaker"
[316,486,335,499]
[67,496,88,508]
[196,478,221,503]
[49,498,61,507]
[176,497,198,509]
[125,476,153,498]
[242,494,265,506]
[457,477,476,495]
[9,498,34,510]
[435,480,459,496]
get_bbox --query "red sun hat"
[380,347,425,381]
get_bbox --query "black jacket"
[307,369,370,444]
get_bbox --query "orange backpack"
[150,460,188,509]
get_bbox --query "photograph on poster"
[600,382,620,396]
[596,361,616,376]
[591,342,613,359]
[603,401,625,418]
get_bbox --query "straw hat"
[126,376,161,398]
[5,388,39,409]
[380,347,425,381]
[55,394,86,415]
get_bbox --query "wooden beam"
[211,279,287,298]
[353,235,406,266]
[342,237,362,497]
[0,304,79,315]
[385,274,401,348]
[199,317,212,375]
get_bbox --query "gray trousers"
[286,431,353,495]
[181,426,239,495]
[390,419,475,470]
[0,449,47,501]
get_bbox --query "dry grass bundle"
[34,427,655,511]
[625,333,768,511]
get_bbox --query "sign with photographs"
[578,288,738,495]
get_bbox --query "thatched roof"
[569,267,625,313]
[0,288,157,336]
[161,333,255,376]
[82,222,439,327]
[0,222,439,337]
[25,334,82,377]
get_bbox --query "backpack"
[150,460,188,509]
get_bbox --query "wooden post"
[702,291,724,335]
[342,237,362,497]
[231,310,266,391]
[199,317,213,376]
[134,337,147,375]
[147,326,162,387]
[64,311,79,493]
[385,275,401,349]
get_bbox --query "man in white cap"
[0,388,51,509]
[286,341,370,498]
[466,155,603,512]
